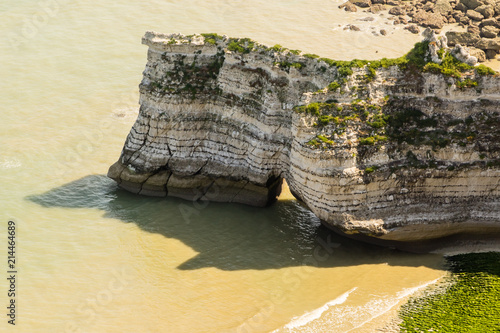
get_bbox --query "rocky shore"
[108,31,500,247]
[340,0,500,62]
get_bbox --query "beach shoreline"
[363,246,500,332]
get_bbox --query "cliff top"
[142,30,498,81]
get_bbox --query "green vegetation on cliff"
[422,49,474,78]
[400,252,500,332]
[227,38,255,54]
[200,33,224,45]
[476,64,496,76]
[163,34,499,162]
[148,51,224,99]
[318,40,495,83]
[194,34,496,85]
[295,100,392,149]
[295,96,500,170]
[192,34,498,80]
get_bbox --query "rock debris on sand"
[339,0,500,60]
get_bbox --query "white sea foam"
[396,278,441,299]
[273,278,443,333]
[341,278,443,332]
[0,158,21,169]
[281,287,358,331]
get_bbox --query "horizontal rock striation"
[109,31,500,245]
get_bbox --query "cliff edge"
[108,31,500,246]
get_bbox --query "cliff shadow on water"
[26,174,444,271]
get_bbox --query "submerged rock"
[351,0,372,7]
[344,24,361,31]
[342,2,358,12]
[339,0,371,9]
[405,24,421,34]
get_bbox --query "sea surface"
[1,1,448,332]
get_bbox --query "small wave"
[396,278,441,299]
[342,278,443,332]
[0,159,21,169]
[273,278,443,333]
[281,287,358,331]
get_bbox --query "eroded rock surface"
[109,32,500,246]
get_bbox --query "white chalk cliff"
[108,31,500,246]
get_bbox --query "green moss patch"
[384,107,492,149]
[227,38,256,54]
[201,33,224,45]
[423,51,474,78]
[275,61,305,71]
[476,64,496,76]
[180,35,497,82]
[456,78,478,89]
[149,52,224,99]
[359,135,388,146]
[327,81,341,91]
[400,252,500,333]
[364,165,379,174]
[317,40,495,83]
[303,53,320,59]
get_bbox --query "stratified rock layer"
[109,32,500,245]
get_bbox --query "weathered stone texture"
[109,32,500,246]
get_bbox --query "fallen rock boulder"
[481,25,500,38]
[476,37,500,50]
[434,0,453,14]
[460,0,482,10]
[486,49,498,58]
[481,18,499,27]
[445,31,481,46]
[405,24,421,34]
[369,4,387,13]
[342,2,358,12]
[468,24,481,34]
[468,46,487,61]
[352,0,372,7]
[412,10,446,29]
[466,9,485,21]
[475,4,495,18]
[389,6,406,15]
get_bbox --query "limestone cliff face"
[109,31,500,244]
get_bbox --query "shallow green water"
[0,1,445,332]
